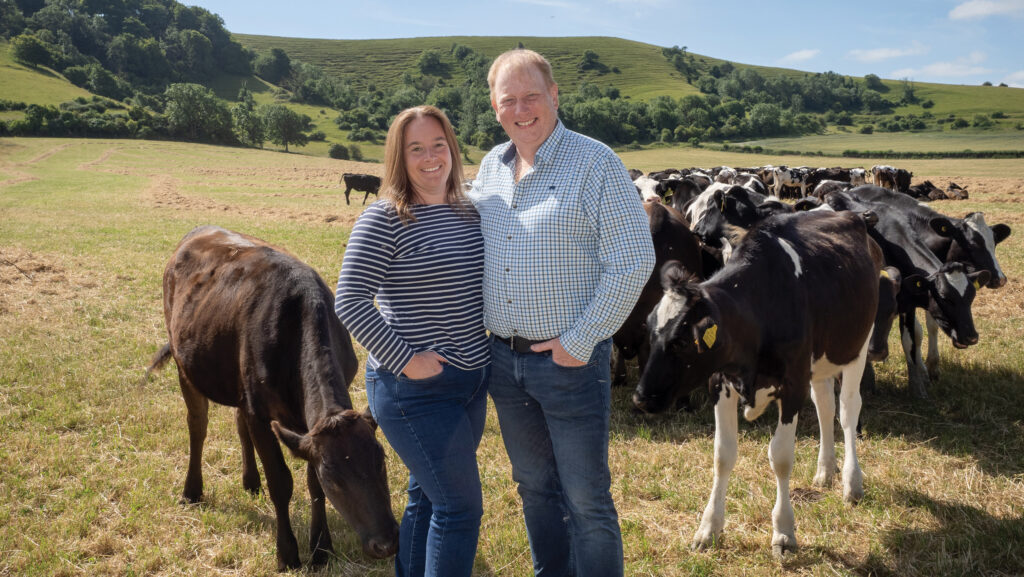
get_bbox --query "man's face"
[491,64,559,154]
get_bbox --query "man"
[469,49,655,577]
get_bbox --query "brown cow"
[148,225,398,570]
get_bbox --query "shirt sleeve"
[334,205,417,374]
[559,151,656,362]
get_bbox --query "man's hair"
[487,49,556,93]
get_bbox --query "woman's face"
[403,115,451,203]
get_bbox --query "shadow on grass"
[610,355,1024,478]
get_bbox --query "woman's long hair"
[381,105,472,225]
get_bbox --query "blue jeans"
[365,363,489,577]
[488,337,623,577]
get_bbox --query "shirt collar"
[499,120,566,170]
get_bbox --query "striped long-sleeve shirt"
[334,201,490,374]
[469,121,655,362]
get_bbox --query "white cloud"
[949,0,1024,20]
[779,49,820,64]
[892,51,993,78]
[1004,70,1024,87]
[848,42,929,63]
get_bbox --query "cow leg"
[179,376,209,504]
[838,341,867,504]
[236,408,261,495]
[924,312,941,381]
[610,343,628,387]
[900,313,930,399]
[307,462,334,566]
[248,419,300,570]
[810,377,837,488]
[344,187,351,205]
[769,405,799,557]
[692,384,739,550]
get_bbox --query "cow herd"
[622,162,1011,555]
[144,160,1011,567]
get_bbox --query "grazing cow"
[149,225,399,569]
[633,211,883,556]
[894,168,913,193]
[826,188,993,397]
[812,179,852,199]
[612,202,703,386]
[871,165,897,190]
[772,166,810,198]
[340,173,381,205]
[685,183,792,256]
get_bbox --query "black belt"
[493,334,549,354]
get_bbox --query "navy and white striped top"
[334,200,490,374]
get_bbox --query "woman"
[334,105,489,577]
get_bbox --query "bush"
[328,143,349,159]
[952,118,969,129]
[921,99,935,109]
[859,124,874,134]
[991,111,1007,119]
[308,130,326,141]
[349,144,364,161]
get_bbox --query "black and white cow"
[633,210,883,556]
[772,166,810,198]
[633,175,663,203]
[850,168,868,187]
[612,201,703,386]
[826,187,994,397]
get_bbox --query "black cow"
[148,225,399,569]
[633,211,883,557]
[341,173,381,205]
[907,180,944,199]
[826,188,993,397]
[612,201,703,386]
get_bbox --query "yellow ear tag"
[720,199,726,211]
[973,280,981,290]
[880,269,890,279]
[941,226,948,233]
[702,324,718,349]
[916,280,923,289]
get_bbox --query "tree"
[417,49,446,75]
[254,48,291,84]
[864,74,885,91]
[164,83,232,142]
[10,33,52,68]
[260,103,310,152]
[231,87,263,148]
[748,102,781,136]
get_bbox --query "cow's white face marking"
[655,290,686,331]
[965,212,1005,282]
[946,269,969,296]
[777,238,803,277]
[720,237,733,264]
[634,175,660,202]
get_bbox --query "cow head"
[633,261,725,414]
[931,213,1011,289]
[868,266,902,361]
[903,263,990,349]
[273,409,399,559]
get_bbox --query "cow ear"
[903,275,929,296]
[929,217,955,237]
[660,260,691,292]
[992,224,1011,244]
[969,270,991,290]
[882,267,902,293]
[360,407,378,432]
[712,189,726,212]
[272,421,312,461]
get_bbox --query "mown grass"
[1,137,1023,576]
[735,131,1024,155]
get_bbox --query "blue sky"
[192,0,1024,87]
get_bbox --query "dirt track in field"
[0,248,101,317]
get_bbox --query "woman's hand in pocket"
[401,351,448,380]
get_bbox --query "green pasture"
[1,137,1022,576]
[735,131,1024,155]
[0,40,95,106]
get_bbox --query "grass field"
[734,132,1024,154]
[1,137,1023,576]
[0,40,96,106]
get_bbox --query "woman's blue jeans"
[488,337,623,577]
[365,363,489,577]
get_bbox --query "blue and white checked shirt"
[469,121,655,362]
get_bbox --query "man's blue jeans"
[365,363,489,577]
[488,337,623,577]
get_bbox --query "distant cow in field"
[772,166,810,198]
[341,173,381,205]
[633,211,883,557]
[148,225,399,570]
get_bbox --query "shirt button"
[512,203,518,209]
[507,299,512,303]
[505,267,510,272]
[507,235,512,240]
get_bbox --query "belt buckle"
[509,335,520,351]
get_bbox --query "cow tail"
[142,343,173,383]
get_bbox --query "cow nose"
[643,196,659,204]
[368,537,398,559]
[966,334,979,345]
[867,347,888,362]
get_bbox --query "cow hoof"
[771,533,798,558]
[179,493,202,505]
[691,530,722,551]
[844,485,864,505]
[812,470,834,488]
[926,361,941,382]
[242,477,261,495]
[310,547,332,566]
[612,374,627,388]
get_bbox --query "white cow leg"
[838,338,868,504]
[692,385,739,550]
[810,377,836,487]
[925,311,941,381]
[770,409,799,557]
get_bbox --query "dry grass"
[1,137,1022,576]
